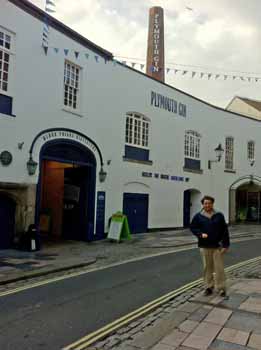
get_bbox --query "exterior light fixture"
[99,167,107,182]
[249,159,255,167]
[208,143,224,169]
[27,156,38,175]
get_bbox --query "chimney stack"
[146,7,165,82]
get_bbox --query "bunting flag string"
[40,42,261,83]
[42,0,56,53]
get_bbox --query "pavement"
[93,254,261,350]
[1,224,261,350]
[0,224,260,285]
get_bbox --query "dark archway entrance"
[37,140,96,242]
[229,175,261,223]
[0,193,16,249]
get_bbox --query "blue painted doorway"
[123,193,149,234]
[0,194,16,249]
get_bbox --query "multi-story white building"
[0,0,260,249]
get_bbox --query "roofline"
[8,0,113,60]
[117,61,261,123]
[6,0,260,123]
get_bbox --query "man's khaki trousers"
[200,248,226,291]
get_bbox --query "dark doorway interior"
[63,166,89,240]
[183,190,191,227]
[0,194,16,249]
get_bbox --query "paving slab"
[217,327,250,346]
[204,307,232,326]
[161,329,188,347]
[247,333,261,350]
[225,310,261,334]
[209,339,252,350]
[182,322,222,349]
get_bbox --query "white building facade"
[1,0,261,249]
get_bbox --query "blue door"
[183,190,191,227]
[0,194,16,249]
[123,193,148,234]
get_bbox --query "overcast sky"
[31,0,261,107]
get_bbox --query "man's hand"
[201,233,208,238]
[220,247,229,254]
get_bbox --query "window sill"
[224,169,236,174]
[183,167,203,174]
[123,156,153,165]
[0,111,16,118]
[62,107,85,118]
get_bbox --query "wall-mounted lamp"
[208,143,224,169]
[99,166,107,182]
[27,156,38,175]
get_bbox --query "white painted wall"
[1,1,261,231]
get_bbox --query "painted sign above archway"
[29,128,104,168]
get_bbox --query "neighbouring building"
[1,0,261,249]
[227,96,261,121]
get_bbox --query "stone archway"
[229,175,261,223]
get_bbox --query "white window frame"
[225,136,234,170]
[247,140,255,161]
[184,130,201,160]
[125,112,150,149]
[63,60,81,112]
[0,27,14,95]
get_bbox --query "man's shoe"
[203,288,213,296]
[219,290,226,297]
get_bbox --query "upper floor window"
[125,113,150,148]
[0,29,12,93]
[225,136,234,170]
[64,61,80,110]
[247,140,255,161]
[184,131,201,159]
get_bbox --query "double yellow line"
[63,256,261,350]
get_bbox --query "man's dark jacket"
[190,211,230,248]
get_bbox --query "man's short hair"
[201,195,215,204]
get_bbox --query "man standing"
[190,195,230,297]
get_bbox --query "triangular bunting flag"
[192,71,196,78]
[140,64,144,70]
[240,77,245,81]
[215,74,220,79]
[255,78,259,82]
[46,7,56,13]
[166,68,170,74]
[95,55,99,62]
[233,76,236,80]
[74,51,79,59]
[43,32,48,38]
[208,73,212,80]
[131,62,136,68]
[54,47,59,53]
[174,69,179,74]
[43,45,48,55]
[224,75,228,80]
[46,0,56,6]
[182,70,188,75]
[121,60,126,65]
[200,72,204,79]
[64,49,69,56]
